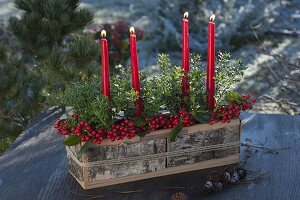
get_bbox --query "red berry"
[79,121,85,126]
[86,126,92,131]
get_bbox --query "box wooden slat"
[67,118,241,189]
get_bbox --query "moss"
[0,137,15,154]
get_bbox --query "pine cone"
[220,172,231,184]
[201,181,213,194]
[170,192,188,200]
[237,168,247,179]
[207,171,221,182]
[213,182,223,192]
[229,171,240,184]
[224,166,237,175]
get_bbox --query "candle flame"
[183,11,189,19]
[101,30,106,38]
[210,14,215,21]
[129,27,135,34]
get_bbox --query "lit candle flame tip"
[129,27,135,34]
[183,11,189,19]
[210,14,216,21]
[101,30,106,38]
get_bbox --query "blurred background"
[0,0,299,154]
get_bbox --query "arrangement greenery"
[53,52,255,147]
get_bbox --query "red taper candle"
[129,27,142,117]
[206,14,216,110]
[182,11,190,95]
[100,30,111,98]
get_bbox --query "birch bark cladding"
[66,119,241,189]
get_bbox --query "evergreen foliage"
[9,0,94,58]
[141,54,184,116]
[52,52,246,122]
[1,0,95,154]
[51,74,137,129]
[0,40,43,151]
[215,52,246,106]
[40,33,100,97]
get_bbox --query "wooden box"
[66,119,241,189]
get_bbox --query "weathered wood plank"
[67,120,240,188]
[167,124,240,167]
[85,139,167,182]
[0,110,299,200]
[80,154,239,189]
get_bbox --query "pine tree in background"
[8,0,98,94]
[0,30,99,155]
[9,0,94,59]
[0,0,96,153]
[40,33,100,97]
[0,29,43,152]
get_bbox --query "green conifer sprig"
[52,52,247,123]
[215,52,246,107]
[9,0,93,58]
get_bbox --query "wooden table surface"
[0,107,299,200]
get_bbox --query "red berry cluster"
[242,95,256,110]
[108,119,136,141]
[147,114,169,131]
[54,120,71,135]
[54,109,198,145]
[54,113,140,144]
[169,109,196,127]
[209,95,255,124]
[74,121,104,143]
[146,109,196,131]
[54,96,254,145]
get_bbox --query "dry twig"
[241,142,290,154]
[114,190,143,194]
